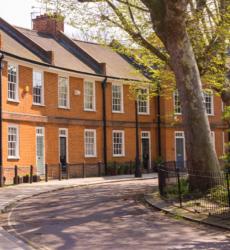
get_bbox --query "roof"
[0,17,147,81]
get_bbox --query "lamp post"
[0,52,4,187]
[135,97,142,178]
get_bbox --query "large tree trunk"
[144,0,221,191]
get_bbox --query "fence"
[158,161,230,217]
[1,160,157,186]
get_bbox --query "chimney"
[32,13,64,36]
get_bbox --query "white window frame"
[58,76,70,109]
[8,124,19,159]
[33,70,44,106]
[112,83,124,113]
[7,63,19,102]
[112,130,125,157]
[141,131,151,169]
[174,131,186,162]
[59,128,69,163]
[173,90,182,115]
[203,91,214,116]
[84,80,96,111]
[137,88,150,115]
[84,129,97,158]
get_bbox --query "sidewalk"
[0,173,157,249]
[145,191,230,231]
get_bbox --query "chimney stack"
[32,13,64,36]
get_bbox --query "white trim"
[173,90,182,115]
[141,131,151,169]
[84,80,96,111]
[7,124,20,159]
[211,131,216,151]
[174,131,186,162]
[7,62,19,102]
[137,88,150,115]
[59,128,69,163]
[36,127,45,175]
[112,83,124,113]
[32,70,45,106]
[112,130,125,157]
[58,76,70,109]
[84,129,97,158]
[203,91,214,116]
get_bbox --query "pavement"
[0,173,157,250]
[145,191,230,231]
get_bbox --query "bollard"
[82,162,86,178]
[176,167,182,208]
[14,165,18,185]
[59,164,62,181]
[129,161,132,175]
[98,162,101,177]
[0,167,4,187]
[45,164,48,182]
[30,165,33,184]
[66,164,69,180]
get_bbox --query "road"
[2,179,230,250]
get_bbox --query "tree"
[39,0,230,190]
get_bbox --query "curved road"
[2,179,230,250]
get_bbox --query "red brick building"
[0,14,227,180]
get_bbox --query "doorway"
[175,131,185,169]
[36,127,45,175]
[141,131,151,170]
[59,129,68,170]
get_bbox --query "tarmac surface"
[2,178,230,250]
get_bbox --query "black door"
[142,138,150,170]
[176,137,185,169]
[60,137,67,170]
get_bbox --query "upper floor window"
[112,130,125,157]
[112,83,123,113]
[58,76,69,108]
[84,129,97,157]
[84,81,95,111]
[203,91,214,115]
[8,64,18,101]
[33,71,44,105]
[174,90,182,114]
[8,125,19,159]
[138,88,149,114]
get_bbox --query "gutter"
[0,50,150,83]
[0,53,4,187]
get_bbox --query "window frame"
[84,129,97,158]
[137,88,150,115]
[33,70,44,106]
[173,90,182,115]
[203,91,214,116]
[58,76,70,109]
[7,63,19,102]
[112,130,125,157]
[8,124,19,159]
[84,80,96,111]
[112,83,124,113]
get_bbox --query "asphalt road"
[2,179,230,250]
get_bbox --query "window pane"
[204,92,213,115]
[8,65,17,100]
[33,71,43,104]
[58,77,68,107]
[112,84,122,112]
[174,90,182,114]
[85,130,96,156]
[113,131,124,156]
[84,81,94,110]
[138,88,149,114]
[8,126,18,157]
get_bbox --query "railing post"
[66,164,69,179]
[98,161,101,177]
[45,164,48,182]
[30,165,33,184]
[83,162,85,178]
[129,161,132,174]
[176,167,182,208]
[0,166,4,187]
[59,164,62,181]
[14,165,18,185]
[114,161,117,175]
[226,171,230,208]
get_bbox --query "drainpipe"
[102,76,108,175]
[0,53,4,187]
[156,83,162,158]
[135,99,142,177]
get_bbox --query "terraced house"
[0,13,227,182]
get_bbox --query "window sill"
[174,113,182,116]
[8,157,20,160]
[85,155,97,158]
[7,99,20,104]
[207,113,215,116]
[58,106,70,110]
[138,112,150,116]
[33,103,45,107]
[84,109,96,112]
[112,111,125,114]
[113,155,125,158]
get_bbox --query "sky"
[0,0,76,36]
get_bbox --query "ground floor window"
[8,125,19,159]
[84,129,97,157]
[112,130,125,157]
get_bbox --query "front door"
[141,132,150,170]
[59,129,68,170]
[175,132,185,169]
[36,127,45,175]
